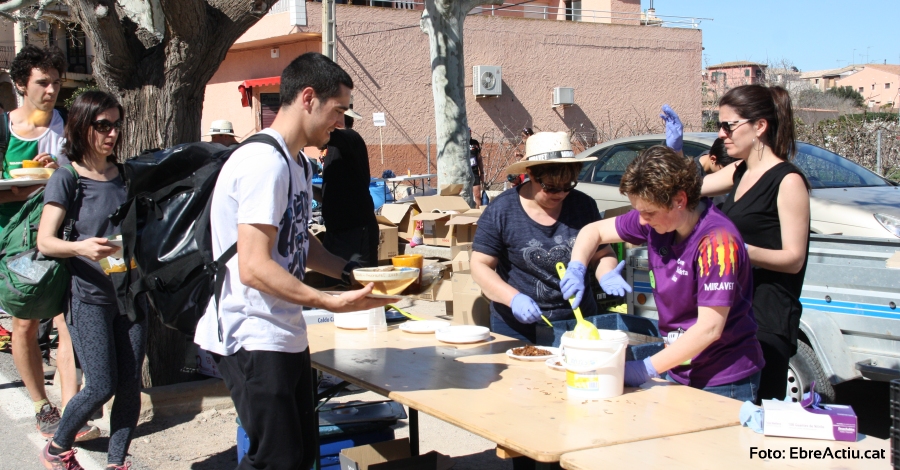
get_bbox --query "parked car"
[575,133,900,239]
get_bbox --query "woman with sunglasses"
[700,84,810,402]
[563,145,763,400]
[471,132,620,345]
[36,90,145,470]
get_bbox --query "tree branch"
[66,0,135,89]
[158,0,204,42]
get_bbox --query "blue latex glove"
[559,261,587,308]
[624,357,659,387]
[659,104,683,153]
[599,260,632,297]
[510,293,541,324]
[739,401,765,433]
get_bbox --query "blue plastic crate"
[237,420,395,467]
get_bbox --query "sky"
[641,0,900,72]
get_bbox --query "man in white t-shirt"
[194,52,391,470]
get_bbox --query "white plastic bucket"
[561,329,628,400]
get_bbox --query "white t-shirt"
[194,129,313,355]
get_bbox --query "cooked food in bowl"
[352,267,419,295]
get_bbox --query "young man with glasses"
[0,45,98,442]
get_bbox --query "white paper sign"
[373,112,386,127]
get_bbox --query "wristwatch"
[341,261,362,286]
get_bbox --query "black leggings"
[54,299,147,465]
[756,330,793,402]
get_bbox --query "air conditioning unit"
[552,87,575,107]
[473,65,502,97]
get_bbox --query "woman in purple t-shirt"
[563,146,764,402]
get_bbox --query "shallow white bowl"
[333,312,369,330]
[399,320,450,334]
[435,325,490,344]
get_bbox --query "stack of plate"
[333,311,370,330]
[399,320,450,334]
[435,325,490,344]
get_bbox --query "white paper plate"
[545,356,566,371]
[399,320,450,334]
[333,312,369,330]
[0,178,49,189]
[506,346,560,362]
[435,325,490,344]
[353,267,419,282]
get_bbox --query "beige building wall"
[836,65,900,110]
[203,2,701,178]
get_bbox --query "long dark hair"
[63,90,124,164]
[719,85,796,161]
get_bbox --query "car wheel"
[786,340,836,403]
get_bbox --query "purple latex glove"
[660,104,683,153]
[624,357,659,387]
[559,261,587,308]
[599,260,632,297]
[510,293,541,324]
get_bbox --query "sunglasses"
[716,119,750,134]
[535,177,577,194]
[92,119,123,133]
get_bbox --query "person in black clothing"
[695,137,737,176]
[470,132,485,208]
[701,84,811,402]
[322,111,379,268]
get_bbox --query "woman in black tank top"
[701,85,811,402]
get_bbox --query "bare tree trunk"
[420,0,500,206]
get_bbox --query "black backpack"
[110,133,290,337]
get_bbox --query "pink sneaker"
[108,463,131,470]
[40,441,84,470]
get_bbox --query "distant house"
[800,65,862,92]
[702,61,766,104]
[836,64,900,111]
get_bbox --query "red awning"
[238,76,281,107]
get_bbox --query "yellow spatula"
[386,304,425,321]
[556,262,601,340]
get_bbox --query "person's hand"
[34,153,59,169]
[510,293,541,324]
[659,104,683,153]
[77,238,119,261]
[599,260,632,297]
[328,283,394,312]
[559,261,587,308]
[624,357,659,387]
[5,184,45,202]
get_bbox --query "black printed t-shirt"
[473,187,602,340]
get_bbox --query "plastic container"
[367,306,387,333]
[561,329,628,400]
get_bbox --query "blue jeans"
[667,371,760,403]
[490,311,531,343]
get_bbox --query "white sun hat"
[505,131,595,174]
[344,95,363,120]
[205,119,236,136]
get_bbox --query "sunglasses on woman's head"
[92,119,123,133]
[535,177,577,194]
[716,119,750,134]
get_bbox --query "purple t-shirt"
[615,200,763,387]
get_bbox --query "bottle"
[407,168,411,177]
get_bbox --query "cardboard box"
[339,438,452,470]
[379,203,420,241]
[444,209,481,245]
[451,270,491,327]
[374,215,399,260]
[451,249,471,272]
[602,204,632,219]
[302,308,335,325]
[412,196,474,247]
[762,399,857,442]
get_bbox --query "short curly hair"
[619,145,701,210]
[10,45,66,95]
